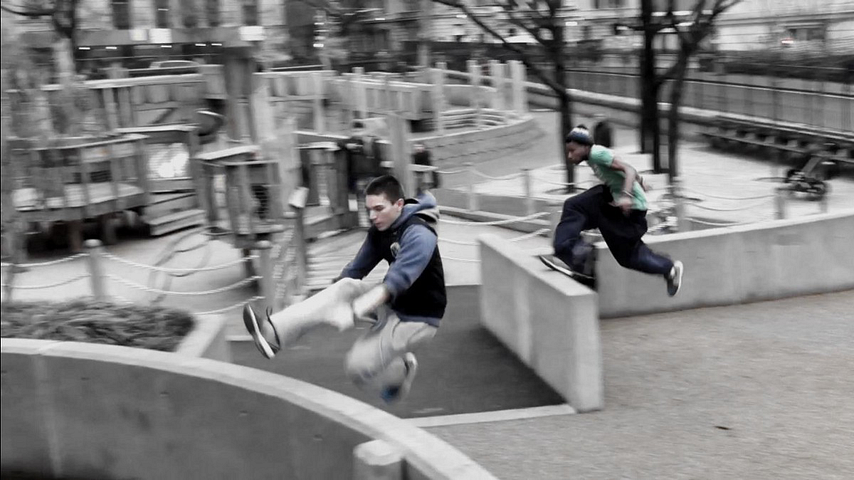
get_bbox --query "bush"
[1,300,195,352]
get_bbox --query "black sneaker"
[666,261,684,297]
[243,304,281,359]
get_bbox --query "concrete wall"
[597,210,854,318]
[479,235,603,412]
[417,115,544,166]
[1,339,495,480]
[297,113,543,171]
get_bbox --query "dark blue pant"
[553,185,673,276]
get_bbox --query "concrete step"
[145,192,198,218]
[143,208,205,237]
[150,177,196,193]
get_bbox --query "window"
[155,0,170,28]
[112,0,131,29]
[243,0,259,26]
[207,0,221,27]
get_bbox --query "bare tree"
[428,0,577,187]
[640,0,741,179]
[1,0,80,78]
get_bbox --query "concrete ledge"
[597,210,854,318]
[1,340,496,480]
[478,235,603,412]
[435,188,558,223]
[438,204,551,235]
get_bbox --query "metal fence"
[566,66,853,133]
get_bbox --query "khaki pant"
[345,305,437,392]
[274,278,437,393]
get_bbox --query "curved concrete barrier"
[478,235,603,413]
[1,339,496,480]
[597,210,854,318]
[298,112,543,169]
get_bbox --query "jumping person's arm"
[383,225,436,298]
[351,224,436,318]
[339,238,382,281]
[608,156,639,212]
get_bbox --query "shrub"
[1,300,195,352]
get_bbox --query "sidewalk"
[425,290,854,480]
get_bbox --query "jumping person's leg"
[598,208,683,296]
[243,278,372,358]
[345,307,437,402]
[552,185,605,273]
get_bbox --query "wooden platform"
[13,183,146,217]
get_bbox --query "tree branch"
[431,0,566,96]
[497,2,549,45]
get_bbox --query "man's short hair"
[365,175,405,203]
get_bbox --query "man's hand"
[352,285,390,319]
[638,175,652,192]
[616,194,633,215]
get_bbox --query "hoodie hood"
[391,191,440,230]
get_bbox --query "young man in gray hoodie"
[243,175,445,403]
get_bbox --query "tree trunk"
[667,56,690,181]
[639,0,662,172]
[552,26,574,191]
[417,0,433,69]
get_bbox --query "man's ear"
[395,198,405,209]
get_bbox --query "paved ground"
[231,286,565,418]
[427,291,854,480]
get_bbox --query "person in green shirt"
[544,125,683,296]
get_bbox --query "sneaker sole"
[399,353,419,400]
[538,255,596,286]
[670,261,684,297]
[243,304,276,359]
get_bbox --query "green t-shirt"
[586,145,647,211]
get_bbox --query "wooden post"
[489,60,506,111]
[312,72,326,133]
[354,67,368,119]
[256,240,275,311]
[510,60,527,114]
[522,168,534,215]
[353,440,403,480]
[85,239,106,301]
[102,87,120,131]
[388,112,413,196]
[467,59,482,129]
[432,64,446,134]
[289,187,309,296]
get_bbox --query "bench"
[703,115,854,167]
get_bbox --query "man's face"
[566,142,589,164]
[366,193,404,231]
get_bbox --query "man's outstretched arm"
[339,238,382,281]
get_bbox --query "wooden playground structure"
[2,61,532,305]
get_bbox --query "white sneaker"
[666,261,684,297]
[380,353,418,404]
